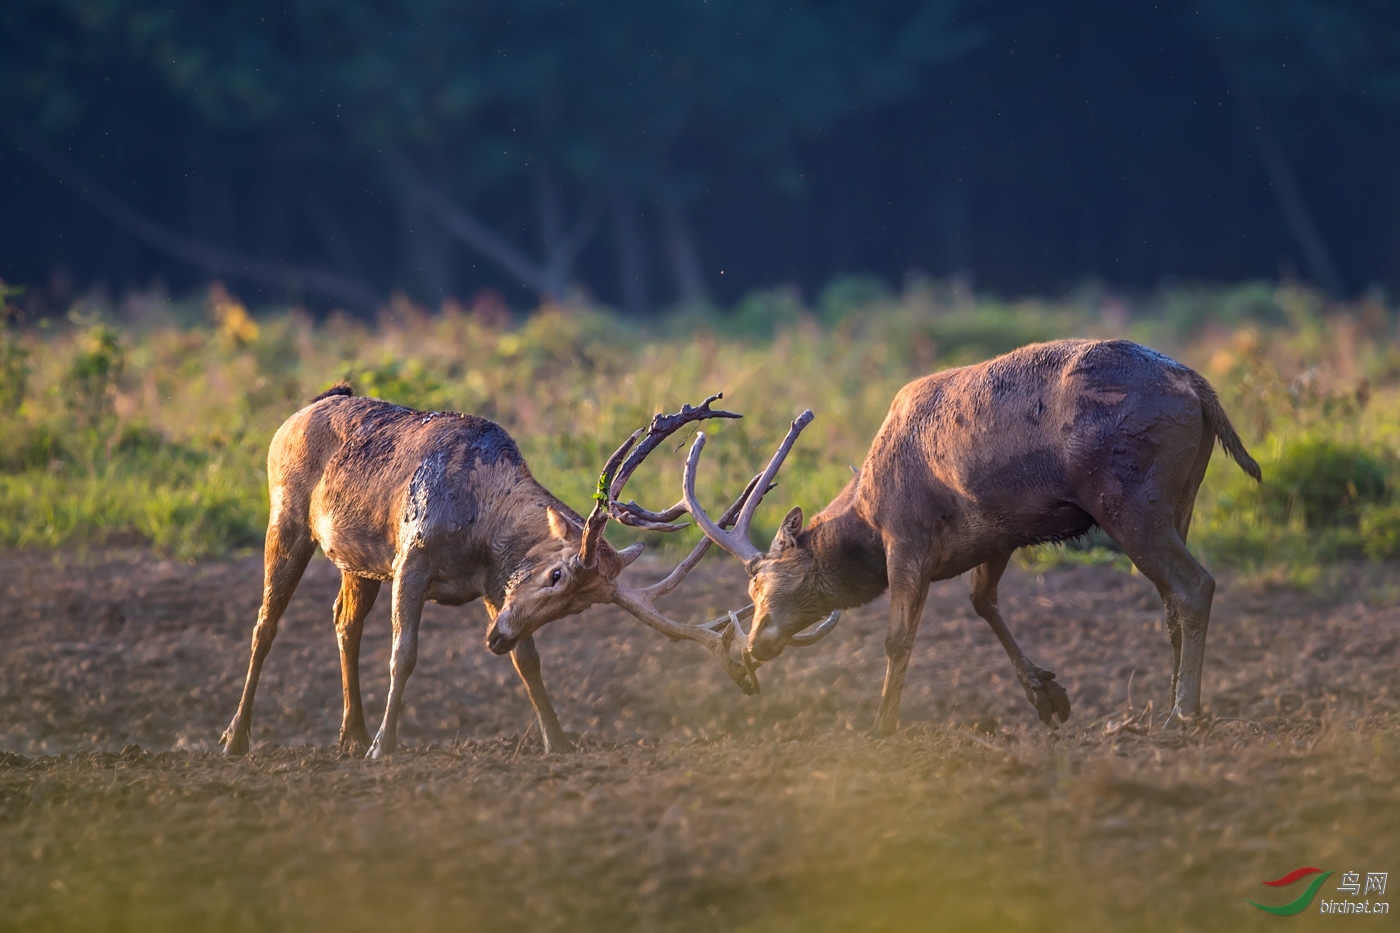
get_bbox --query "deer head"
[485,395,765,694]
[484,505,646,654]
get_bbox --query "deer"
[648,339,1262,735]
[220,388,765,759]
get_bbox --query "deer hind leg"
[970,552,1071,726]
[1093,495,1215,727]
[221,523,316,757]
[873,554,932,737]
[367,554,429,759]
[1165,427,1215,701]
[333,573,380,755]
[510,636,573,754]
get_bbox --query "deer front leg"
[510,636,573,754]
[873,562,931,737]
[367,558,428,760]
[969,553,1070,726]
[333,573,380,754]
[221,525,315,757]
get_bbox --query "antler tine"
[607,393,741,502]
[611,587,758,695]
[634,472,766,600]
[681,434,764,565]
[788,610,842,646]
[578,394,742,569]
[610,471,769,696]
[609,498,690,528]
[577,428,642,569]
[732,409,814,547]
[681,410,813,569]
[609,480,777,531]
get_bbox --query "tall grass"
[0,280,1397,572]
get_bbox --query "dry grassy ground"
[0,548,1396,932]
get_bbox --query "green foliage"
[338,357,446,411]
[0,330,26,415]
[817,275,894,322]
[63,322,126,430]
[0,420,68,473]
[0,284,1398,572]
[1194,424,1400,571]
[1252,437,1390,528]
[1359,503,1400,561]
[0,280,27,413]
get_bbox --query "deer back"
[851,339,1207,567]
[270,395,551,587]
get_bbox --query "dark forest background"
[3,0,1399,315]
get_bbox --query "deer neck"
[806,504,889,611]
[481,473,576,612]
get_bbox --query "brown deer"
[660,339,1261,734]
[220,389,759,759]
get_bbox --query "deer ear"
[546,507,580,540]
[771,506,804,552]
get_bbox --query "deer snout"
[485,614,520,655]
[745,627,788,664]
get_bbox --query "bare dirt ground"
[0,548,1396,932]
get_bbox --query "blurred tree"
[1203,0,1400,296]
[3,0,975,311]
[3,1,1399,311]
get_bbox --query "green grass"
[0,280,1397,571]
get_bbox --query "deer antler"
[576,394,740,570]
[610,474,769,694]
[680,409,814,573]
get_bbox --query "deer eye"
[549,568,563,586]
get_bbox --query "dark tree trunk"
[395,186,454,305]
[610,189,649,315]
[535,167,570,301]
[18,129,382,310]
[660,198,707,308]
[1215,42,1345,297]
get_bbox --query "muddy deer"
[654,340,1261,734]
[220,389,759,759]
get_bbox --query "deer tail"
[1188,369,1261,482]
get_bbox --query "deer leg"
[510,636,573,754]
[1097,506,1215,727]
[334,573,380,754]
[969,552,1071,726]
[873,564,931,737]
[367,558,429,759]
[221,526,315,757]
[1146,541,1213,726]
[1165,428,1214,703]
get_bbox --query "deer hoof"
[541,733,575,755]
[339,732,370,757]
[365,737,393,760]
[1020,666,1071,726]
[220,729,249,758]
[1163,708,1198,730]
[870,715,900,738]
